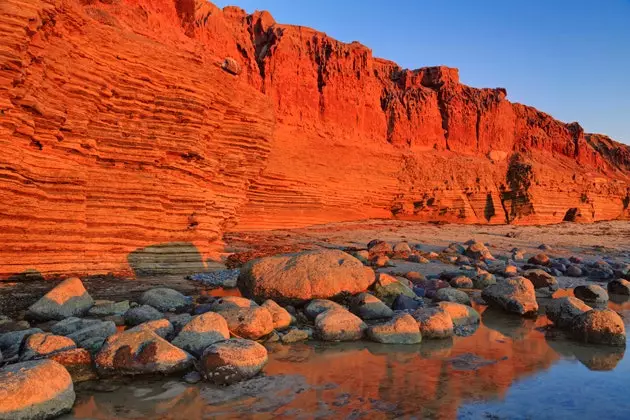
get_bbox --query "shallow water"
[63,298,630,420]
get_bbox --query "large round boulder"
[26,278,94,321]
[315,308,366,341]
[200,338,268,385]
[481,277,538,316]
[171,312,230,357]
[523,269,558,296]
[0,360,75,420]
[238,250,375,303]
[95,330,193,375]
[434,288,471,305]
[546,297,592,329]
[570,309,626,347]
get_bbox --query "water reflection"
[64,299,630,420]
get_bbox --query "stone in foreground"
[412,307,454,339]
[481,277,538,316]
[0,360,75,420]
[27,277,94,321]
[570,309,626,347]
[95,330,193,376]
[367,313,422,344]
[171,312,230,357]
[127,319,174,339]
[315,308,367,341]
[546,297,592,329]
[139,288,192,313]
[200,338,268,385]
[238,250,375,303]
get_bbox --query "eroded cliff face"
[1,0,629,278]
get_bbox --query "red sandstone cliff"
[1,0,629,278]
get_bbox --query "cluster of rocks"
[1,240,628,419]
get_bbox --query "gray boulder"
[27,278,94,321]
[304,299,344,319]
[481,277,538,316]
[350,293,394,320]
[20,333,76,361]
[0,328,43,361]
[139,288,192,313]
[546,297,592,329]
[315,308,366,341]
[608,279,630,296]
[574,285,609,305]
[124,305,164,326]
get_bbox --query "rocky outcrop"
[1,0,629,279]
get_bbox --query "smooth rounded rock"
[472,273,497,289]
[124,305,164,326]
[350,292,393,320]
[436,302,480,326]
[571,309,626,347]
[315,308,366,341]
[0,360,75,420]
[481,277,538,316]
[27,278,94,321]
[238,250,375,304]
[215,306,274,340]
[412,307,454,339]
[449,275,473,289]
[367,313,422,344]
[434,288,471,305]
[546,297,592,329]
[464,242,493,260]
[528,254,550,266]
[304,299,344,319]
[367,240,393,256]
[200,338,268,385]
[171,312,230,357]
[261,299,292,330]
[95,330,193,376]
[88,300,130,317]
[0,328,43,360]
[139,288,192,313]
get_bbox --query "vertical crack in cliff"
[475,109,481,151]
[437,91,450,151]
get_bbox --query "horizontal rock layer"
[0,0,629,278]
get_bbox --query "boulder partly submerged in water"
[481,277,538,316]
[238,250,375,304]
[570,309,626,347]
[200,338,268,385]
[95,330,193,376]
[0,359,75,420]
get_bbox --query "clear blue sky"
[214,0,630,144]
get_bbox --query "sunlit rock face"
[1,0,629,279]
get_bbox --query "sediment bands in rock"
[1,0,629,278]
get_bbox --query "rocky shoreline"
[1,237,629,419]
